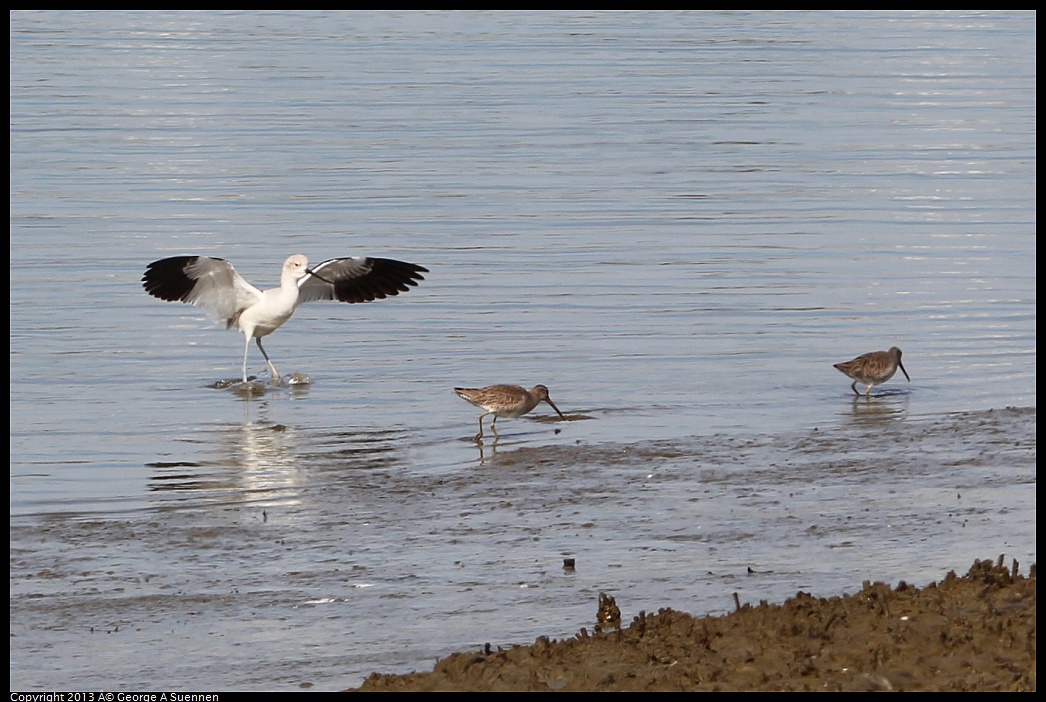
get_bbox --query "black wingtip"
[142,256,200,302]
[332,257,429,303]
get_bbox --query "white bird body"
[233,256,306,339]
[144,254,427,384]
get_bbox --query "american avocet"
[454,384,565,441]
[143,254,427,384]
[833,347,910,397]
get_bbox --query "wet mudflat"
[354,557,1035,692]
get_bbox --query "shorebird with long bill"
[454,384,565,441]
[833,346,910,397]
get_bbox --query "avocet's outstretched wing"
[297,257,428,305]
[143,256,264,327]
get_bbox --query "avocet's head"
[283,254,310,280]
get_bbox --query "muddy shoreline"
[352,557,1035,692]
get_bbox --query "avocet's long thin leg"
[242,335,252,384]
[256,337,280,384]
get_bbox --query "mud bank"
[353,557,1035,692]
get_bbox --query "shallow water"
[9,11,1036,691]
[10,408,1036,689]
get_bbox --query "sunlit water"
[10,11,1035,691]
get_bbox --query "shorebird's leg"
[242,336,252,384]
[256,337,280,385]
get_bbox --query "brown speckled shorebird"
[834,347,910,396]
[454,384,565,441]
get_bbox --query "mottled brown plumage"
[454,384,565,441]
[834,347,910,396]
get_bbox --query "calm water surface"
[10,11,1036,691]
